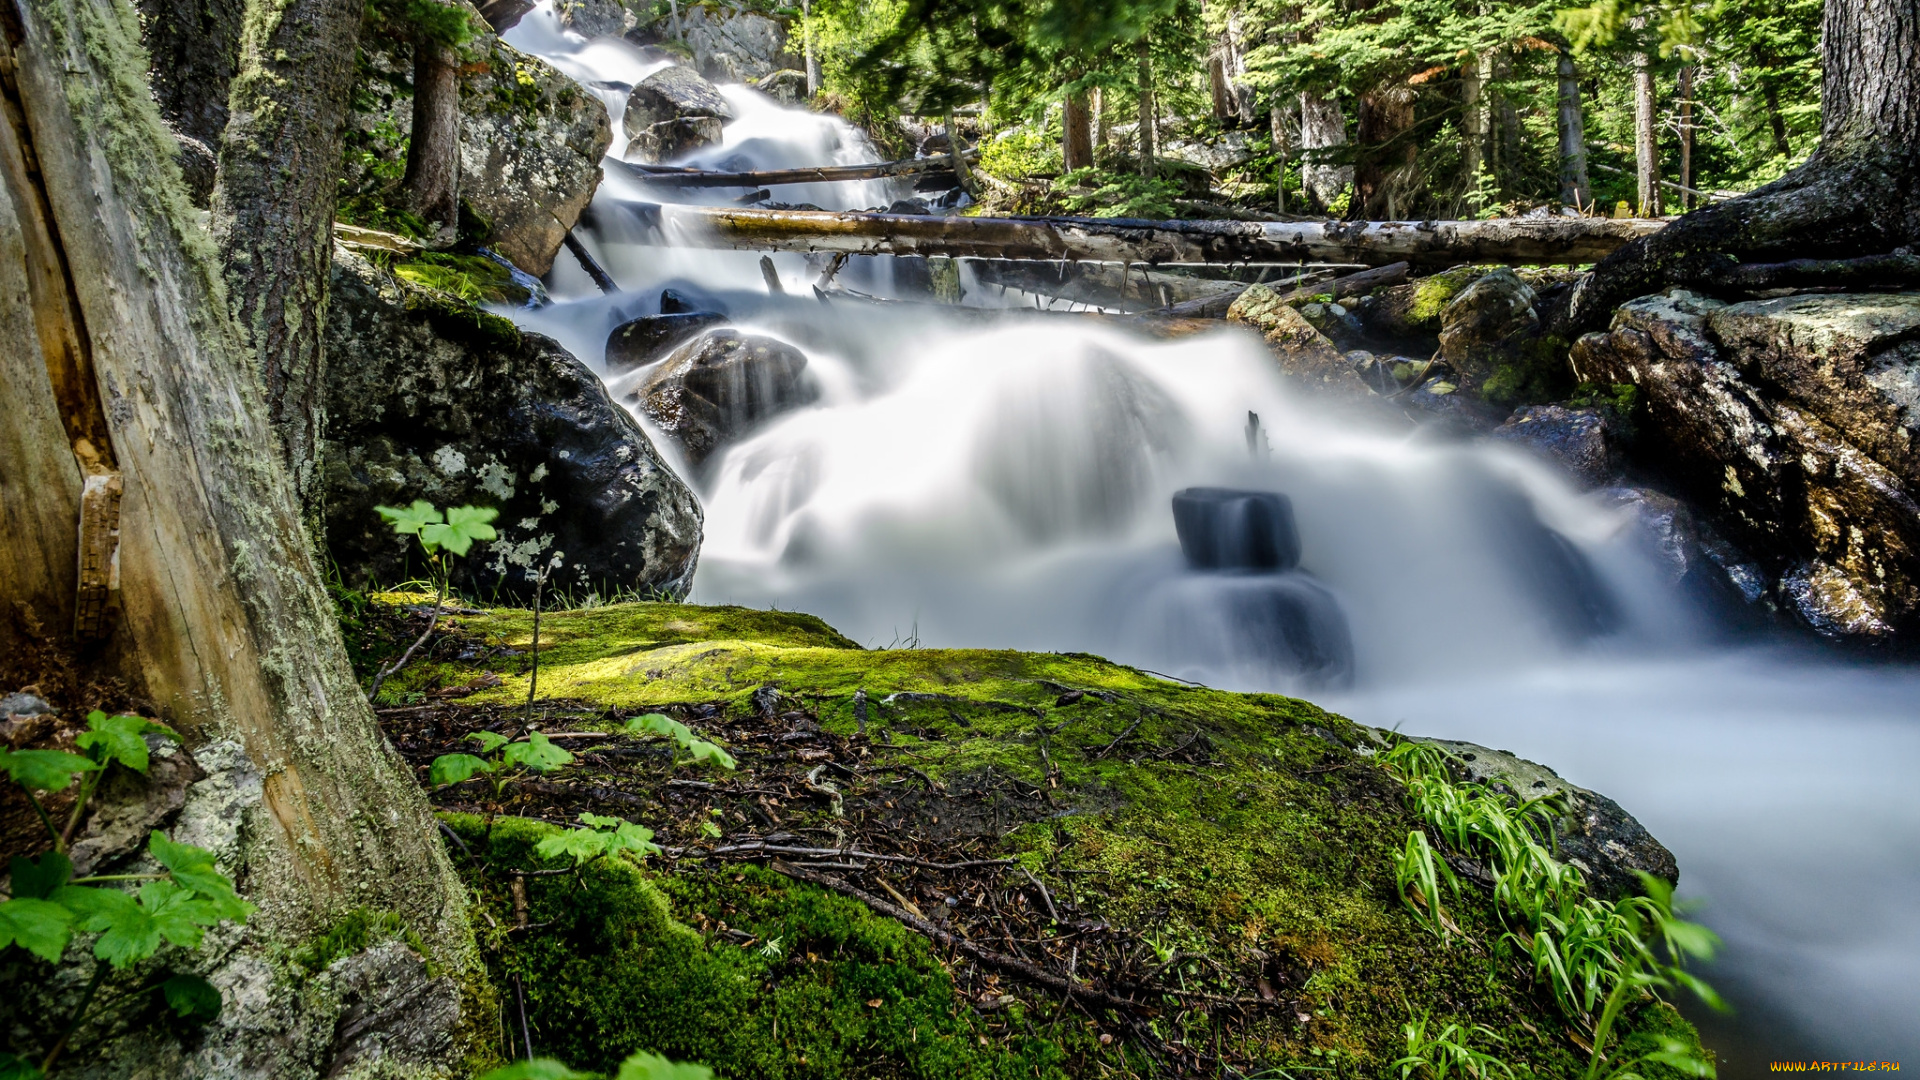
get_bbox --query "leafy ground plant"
[480,1049,713,1079]
[1392,1014,1514,1079]
[0,712,252,1077]
[367,500,499,701]
[429,729,574,797]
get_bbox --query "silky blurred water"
[502,10,1920,1071]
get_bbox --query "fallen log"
[613,148,978,189]
[1163,260,1410,319]
[969,258,1286,311]
[645,204,1667,268]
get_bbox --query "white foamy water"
[503,10,1920,1071]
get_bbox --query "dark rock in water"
[1129,570,1354,689]
[625,116,725,165]
[1225,573,1353,688]
[661,287,726,316]
[1470,479,1619,640]
[606,312,729,375]
[474,0,534,31]
[1172,488,1301,570]
[1572,289,1920,638]
[624,65,734,142]
[1405,376,1507,433]
[1597,486,1772,624]
[885,198,931,215]
[323,252,702,601]
[627,330,817,466]
[755,68,808,105]
[1491,404,1622,488]
[1404,738,1678,901]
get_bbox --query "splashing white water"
[501,10,1920,1068]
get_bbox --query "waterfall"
[500,5,1920,1065]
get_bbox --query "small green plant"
[535,813,662,867]
[0,712,252,1076]
[367,500,499,701]
[478,1050,714,1079]
[623,714,737,770]
[1393,830,1460,936]
[429,730,574,797]
[1392,1014,1514,1079]
[1578,873,1722,1080]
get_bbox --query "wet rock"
[625,329,817,467]
[661,287,724,315]
[556,0,644,37]
[322,251,702,601]
[755,67,808,104]
[1404,376,1507,433]
[476,0,536,31]
[1491,404,1622,488]
[1364,265,1485,338]
[1438,268,1538,378]
[1572,289,1920,639]
[1596,486,1772,621]
[1228,284,1372,398]
[625,115,725,164]
[624,65,734,141]
[1171,488,1302,570]
[1403,738,1679,901]
[605,311,730,375]
[1296,300,1364,346]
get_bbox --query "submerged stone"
[1171,487,1302,570]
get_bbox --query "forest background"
[699,0,1824,222]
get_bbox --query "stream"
[503,7,1919,1070]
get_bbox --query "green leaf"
[161,972,223,1021]
[376,500,443,538]
[420,504,498,556]
[577,812,624,830]
[9,852,72,899]
[626,713,690,741]
[607,821,661,859]
[681,739,737,771]
[149,832,253,922]
[502,732,572,774]
[0,1050,45,1080]
[75,711,178,774]
[615,1051,714,1080]
[535,828,611,865]
[53,884,156,967]
[430,753,497,787]
[465,731,511,754]
[0,897,75,963]
[0,748,100,792]
[477,1060,597,1080]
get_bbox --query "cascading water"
[503,7,1920,1069]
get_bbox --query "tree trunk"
[1493,55,1522,196]
[1062,89,1093,172]
[1763,83,1792,158]
[1136,41,1156,177]
[1570,0,1920,328]
[1357,82,1415,219]
[1556,49,1591,210]
[1298,91,1351,211]
[1463,53,1488,208]
[1208,48,1232,121]
[403,37,460,236]
[1270,103,1290,214]
[0,0,474,1069]
[653,203,1665,266]
[1094,87,1109,151]
[1631,39,1661,216]
[801,0,820,96]
[210,0,364,519]
[1677,64,1694,211]
[134,0,246,148]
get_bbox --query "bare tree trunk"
[1208,47,1232,120]
[1357,82,1415,219]
[1631,37,1661,216]
[1094,87,1109,152]
[1,0,474,1069]
[1763,83,1792,157]
[1298,91,1351,211]
[801,0,820,96]
[210,0,364,519]
[1557,48,1592,210]
[1677,64,1695,211]
[1270,103,1290,214]
[1463,53,1488,208]
[403,37,460,237]
[1136,41,1156,178]
[1570,0,1920,327]
[1062,89,1093,172]
[1493,55,1522,194]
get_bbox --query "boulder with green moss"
[360,597,1709,1079]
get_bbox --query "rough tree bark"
[1270,102,1291,214]
[210,0,364,517]
[802,0,820,96]
[1630,28,1661,216]
[403,36,461,235]
[1556,48,1591,209]
[0,0,474,1071]
[1299,91,1350,211]
[1357,81,1415,219]
[1094,87,1110,151]
[1062,88,1093,172]
[1463,53,1488,207]
[1677,64,1695,211]
[1136,40,1156,177]
[1570,0,1920,328]
[134,0,246,148]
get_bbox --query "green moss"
[1478,332,1574,407]
[293,908,431,973]
[394,252,532,306]
[448,815,1076,1078]
[382,598,1708,1077]
[1405,266,1488,329]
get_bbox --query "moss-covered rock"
[363,598,1708,1078]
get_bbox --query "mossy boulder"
[362,598,1708,1078]
[1228,285,1371,399]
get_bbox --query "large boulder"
[556,0,646,37]
[1436,268,1570,404]
[622,329,816,467]
[1171,488,1302,570]
[340,33,611,275]
[605,311,730,375]
[675,6,794,83]
[1363,265,1486,339]
[1572,289,1920,638]
[622,65,734,164]
[322,251,703,600]
[1227,284,1371,398]
[1491,404,1623,488]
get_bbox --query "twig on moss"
[368,575,450,702]
[1021,865,1061,924]
[1094,712,1145,760]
